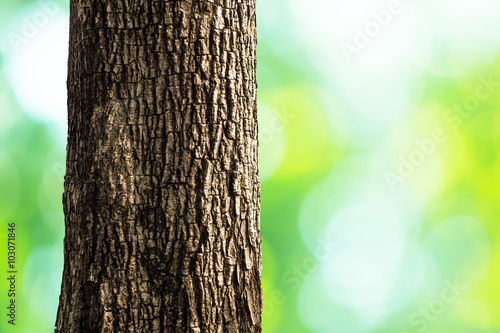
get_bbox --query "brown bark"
[55,1,261,332]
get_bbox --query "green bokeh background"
[1,0,500,332]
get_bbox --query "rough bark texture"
[55,1,261,332]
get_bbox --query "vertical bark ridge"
[56,1,261,332]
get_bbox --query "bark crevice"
[56,1,261,332]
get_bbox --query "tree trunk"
[55,1,261,332]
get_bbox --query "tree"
[55,1,262,332]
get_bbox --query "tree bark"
[55,1,261,332]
